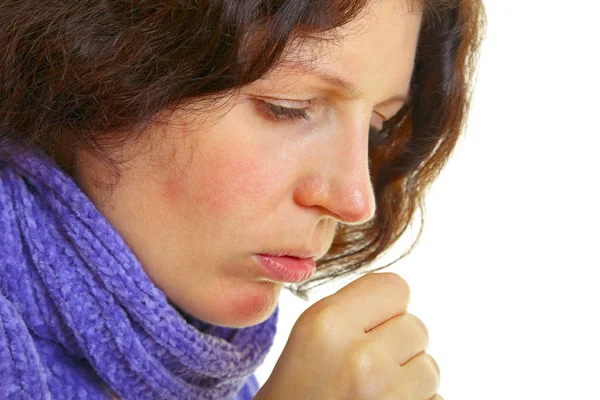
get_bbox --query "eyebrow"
[278,62,411,106]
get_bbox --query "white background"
[254,1,600,399]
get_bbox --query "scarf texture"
[0,143,278,399]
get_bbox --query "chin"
[173,279,282,329]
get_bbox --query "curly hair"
[0,0,487,300]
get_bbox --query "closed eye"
[255,101,311,122]
[253,99,389,141]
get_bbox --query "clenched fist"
[254,272,442,399]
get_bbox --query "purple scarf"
[0,143,278,399]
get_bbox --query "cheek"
[163,165,187,202]
[187,148,281,216]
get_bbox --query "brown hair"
[0,0,487,300]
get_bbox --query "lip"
[255,254,316,283]
[260,248,318,259]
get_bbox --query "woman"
[0,0,485,399]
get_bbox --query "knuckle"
[389,272,410,295]
[406,313,430,341]
[374,272,411,296]
[347,342,390,397]
[365,272,411,305]
[400,353,440,398]
[426,353,441,378]
[387,273,411,305]
[296,303,343,342]
[421,364,441,394]
[348,341,376,376]
[418,353,441,393]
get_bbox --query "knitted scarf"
[0,143,278,399]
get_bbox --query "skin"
[73,0,423,328]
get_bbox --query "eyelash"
[256,100,387,137]
[259,101,311,122]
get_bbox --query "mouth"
[258,248,318,259]
[254,253,316,283]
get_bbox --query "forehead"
[270,0,423,101]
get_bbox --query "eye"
[254,100,311,122]
[254,98,391,144]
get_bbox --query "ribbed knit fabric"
[0,143,278,399]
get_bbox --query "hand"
[254,272,442,399]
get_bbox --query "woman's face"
[74,0,422,328]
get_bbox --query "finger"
[430,395,444,400]
[323,272,411,334]
[367,312,429,365]
[397,352,440,399]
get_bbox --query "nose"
[293,121,377,225]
